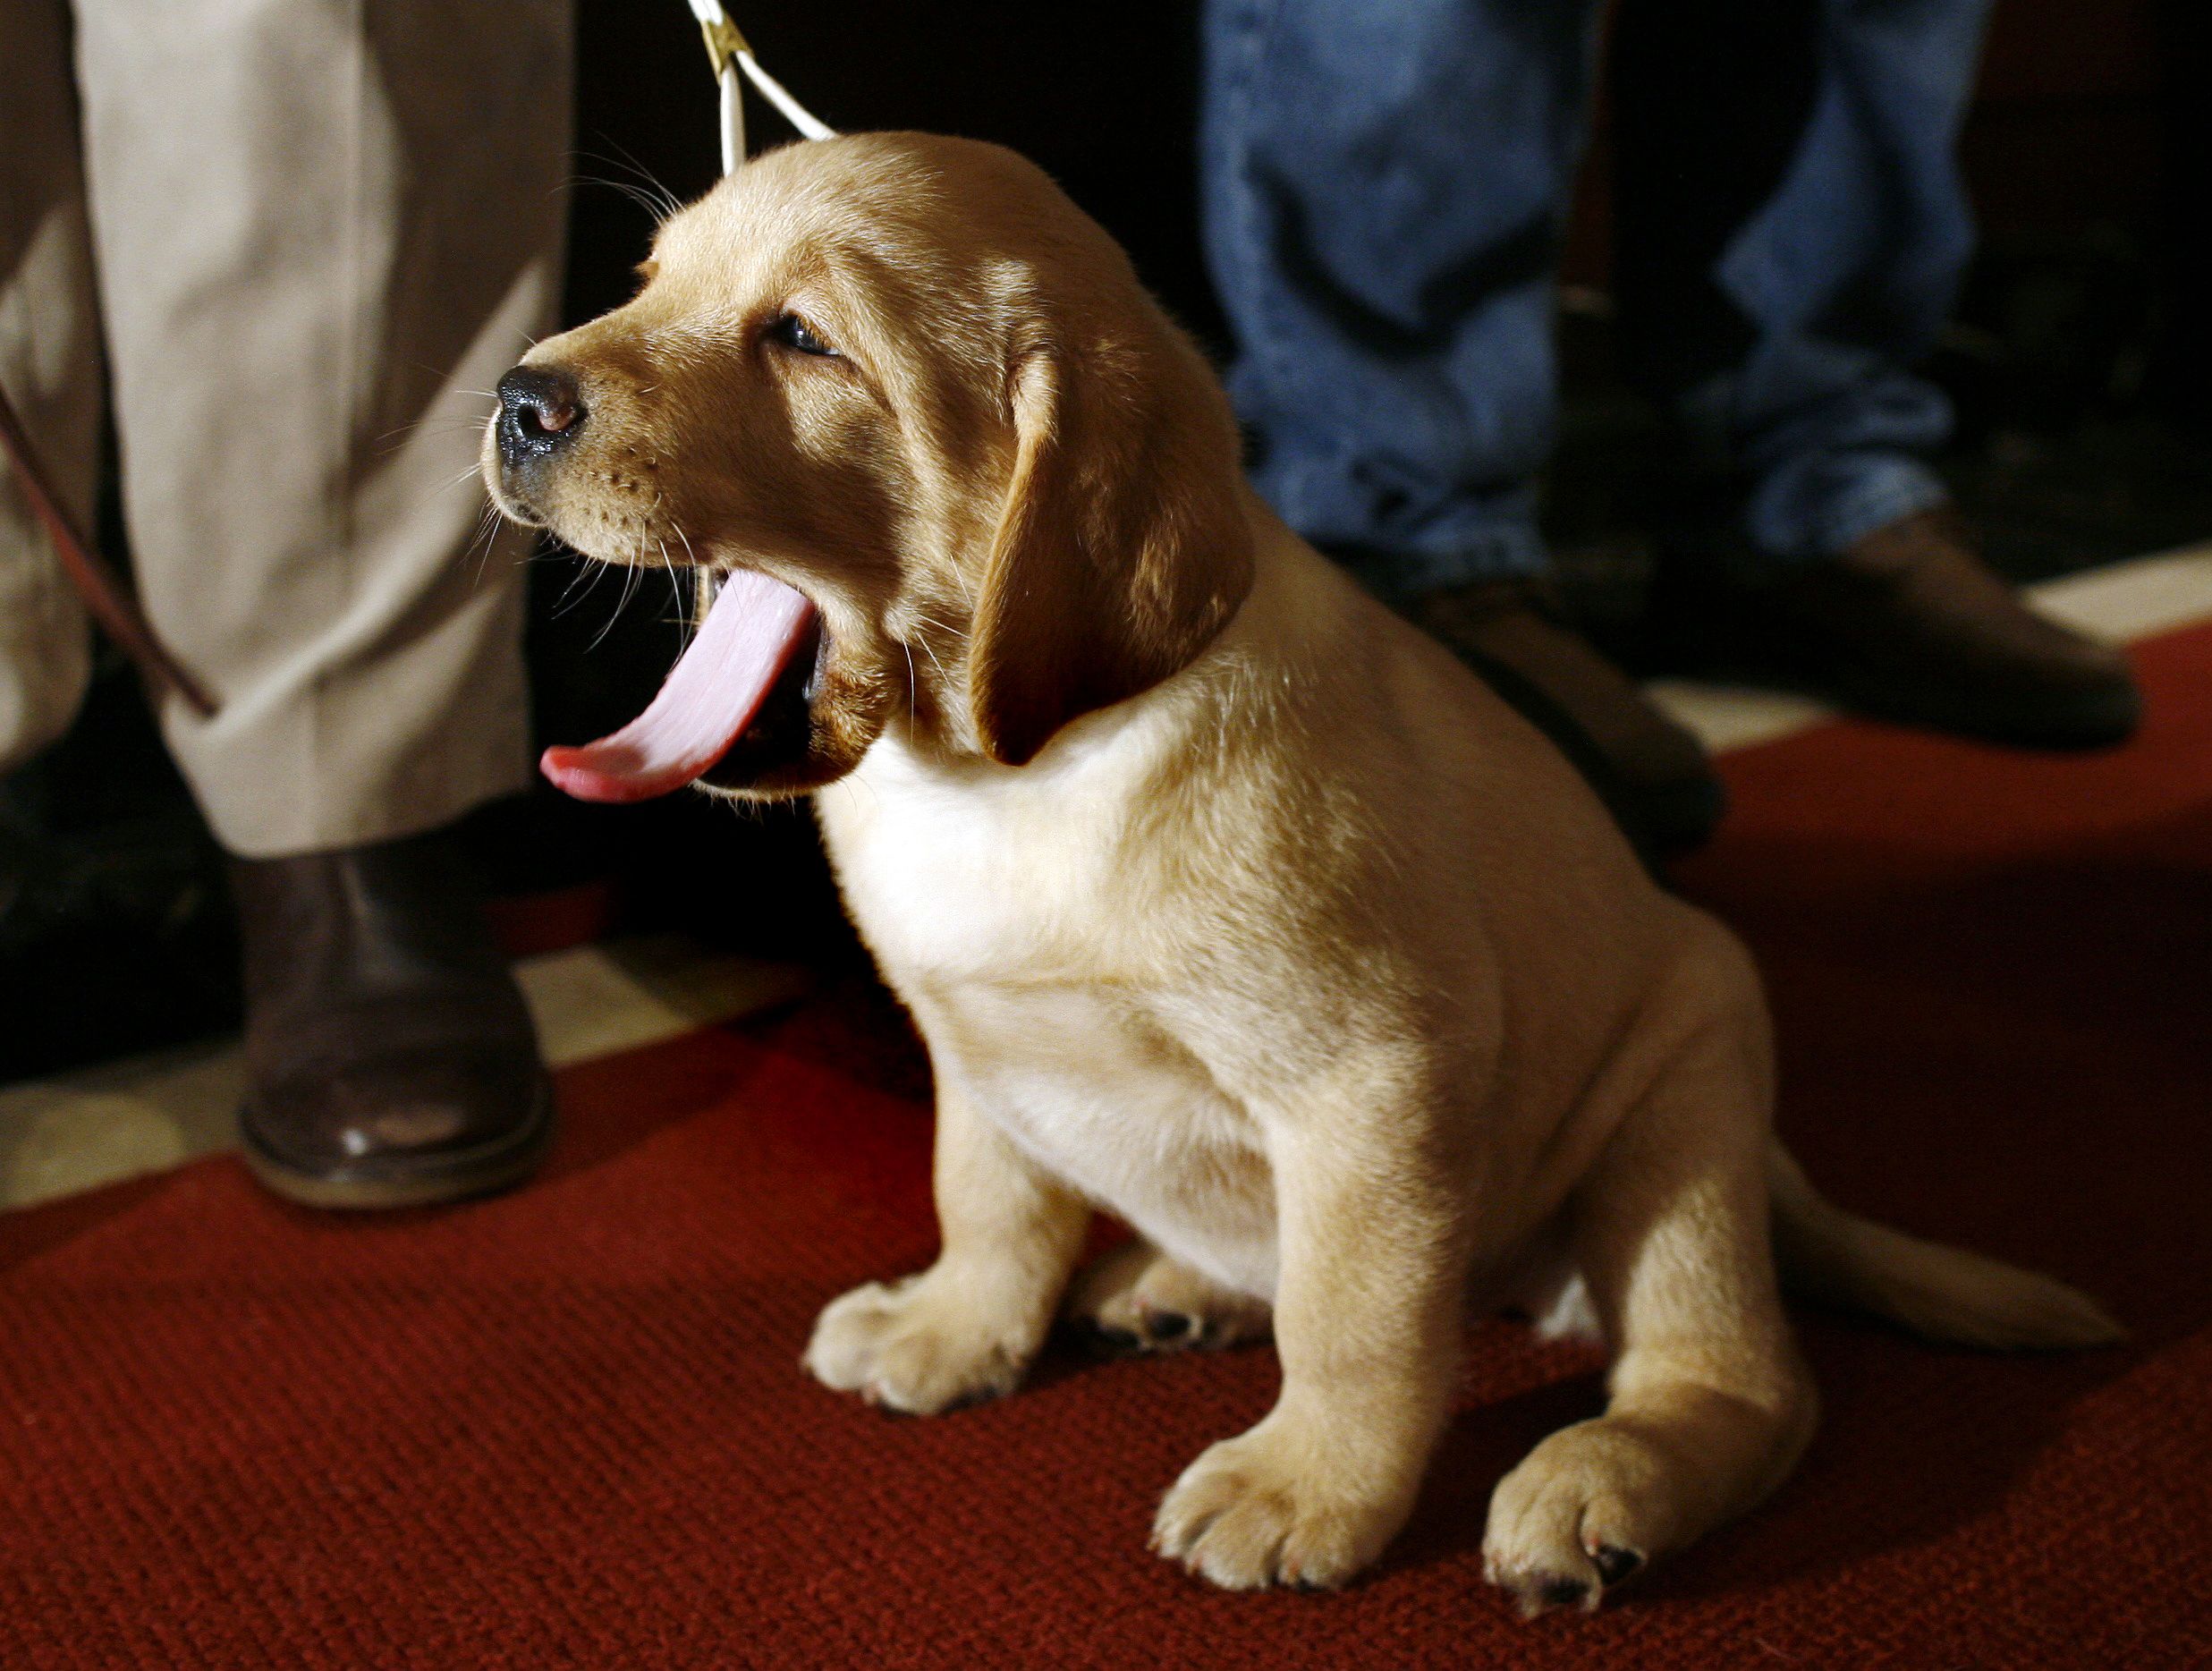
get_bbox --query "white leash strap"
[686,1,836,174]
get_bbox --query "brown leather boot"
[1657,510,2142,750]
[231,828,553,1209]
[1407,578,1725,858]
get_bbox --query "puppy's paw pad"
[1484,1421,1670,1617]
[1482,1555,1608,1621]
[1483,1521,1623,1620]
[1065,1242,1270,1355]
[803,1273,1032,1416]
[1591,1543,1644,1587]
[1151,1428,1405,1591]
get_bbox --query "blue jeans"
[1200,0,1992,598]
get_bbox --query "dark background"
[4,0,2208,1079]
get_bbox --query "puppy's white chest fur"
[934,983,1278,1295]
[821,722,1282,1297]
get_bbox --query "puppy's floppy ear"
[968,326,1253,766]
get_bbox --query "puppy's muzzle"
[495,365,585,471]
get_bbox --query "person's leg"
[0,0,99,776]
[1615,0,2139,746]
[1201,0,1723,854]
[1201,0,1598,599]
[1615,0,1976,566]
[74,0,569,852]
[72,0,576,1206]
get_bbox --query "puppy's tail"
[1767,1144,2125,1350]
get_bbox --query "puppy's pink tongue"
[540,570,816,803]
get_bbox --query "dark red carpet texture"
[4,625,2209,1669]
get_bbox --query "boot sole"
[1677,648,2144,752]
[1640,578,2146,753]
[240,1079,556,1211]
[1805,665,2143,751]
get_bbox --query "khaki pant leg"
[72,0,572,856]
[0,0,100,775]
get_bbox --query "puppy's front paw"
[1150,1417,1415,1590]
[1482,1419,1674,1616]
[803,1270,1037,1415]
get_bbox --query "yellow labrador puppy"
[484,133,2118,1607]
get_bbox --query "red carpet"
[4,626,2210,1669]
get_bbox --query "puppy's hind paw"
[1064,1240,1271,1356]
[803,1270,1038,1416]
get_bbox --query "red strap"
[0,379,216,719]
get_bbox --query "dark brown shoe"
[1658,511,2142,750]
[1408,578,1725,858]
[231,828,553,1209]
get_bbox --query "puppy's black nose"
[496,365,584,466]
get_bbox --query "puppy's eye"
[767,312,838,358]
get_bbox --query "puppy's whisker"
[551,555,613,622]
[465,504,505,585]
[671,524,709,638]
[377,413,496,447]
[402,367,505,406]
[572,161,666,209]
[910,611,970,643]
[657,537,688,635]
[576,174,678,225]
[587,558,644,651]
[404,465,496,516]
[549,562,598,619]
[586,136,685,220]
[911,633,950,684]
[574,142,686,226]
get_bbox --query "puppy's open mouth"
[539,569,821,802]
